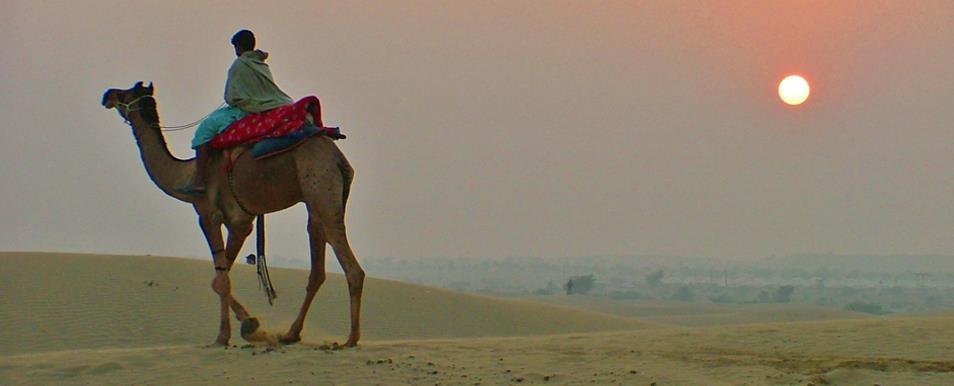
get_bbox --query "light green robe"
[225,50,293,113]
[192,51,293,148]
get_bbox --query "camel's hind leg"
[296,140,362,346]
[323,218,364,347]
[304,191,363,346]
[280,214,328,344]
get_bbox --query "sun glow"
[778,75,810,106]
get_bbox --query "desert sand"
[1,252,953,385]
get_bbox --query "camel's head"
[102,81,158,124]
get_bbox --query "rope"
[118,95,224,132]
[226,154,257,217]
[159,102,226,132]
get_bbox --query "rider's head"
[231,29,256,57]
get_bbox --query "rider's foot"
[175,184,206,196]
[327,127,346,140]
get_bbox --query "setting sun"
[778,75,810,105]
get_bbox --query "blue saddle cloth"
[250,125,343,160]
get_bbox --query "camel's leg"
[207,219,254,346]
[298,148,361,346]
[198,215,233,346]
[224,221,259,340]
[198,215,251,324]
[210,259,233,346]
[228,294,251,322]
[324,220,364,347]
[280,215,327,344]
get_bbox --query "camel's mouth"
[101,90,117,109]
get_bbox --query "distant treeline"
[357,254,954,292]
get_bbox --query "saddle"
[209,96,344,160]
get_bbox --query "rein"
[157,102,226,132]
[117,95,224,132]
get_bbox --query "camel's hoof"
[208,338,229,348]
[240,317,260,339]
[330,341,357,350]
[240,317,277,345]
[279,334,302,345]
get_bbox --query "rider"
[177,29,293,195]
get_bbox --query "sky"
[1,1,953,262]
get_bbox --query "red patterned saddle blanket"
[209,96,338,150]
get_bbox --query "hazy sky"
[2,1,953,262]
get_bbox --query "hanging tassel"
[248,214,276,305]
[256,253,277,305]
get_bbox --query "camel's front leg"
[220,217,277,344]
[200,216,253,346]
[198,215,231,346]
[199,215,248,322]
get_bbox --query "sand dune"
[2,252,953,385]
[0,252,648,355]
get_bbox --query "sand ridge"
[0,252,650,355]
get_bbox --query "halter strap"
[115,95,153,126]
[116,95,151,113]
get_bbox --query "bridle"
[114,94,154,127]
[115,94,151,115]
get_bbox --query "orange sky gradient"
[1,1,953,261]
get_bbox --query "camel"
[101,81,365,347]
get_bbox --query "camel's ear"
[145,82,154,94]
[134,81,144,89]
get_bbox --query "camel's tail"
[334,146,354,208]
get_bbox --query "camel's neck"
[128,113,198,204]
